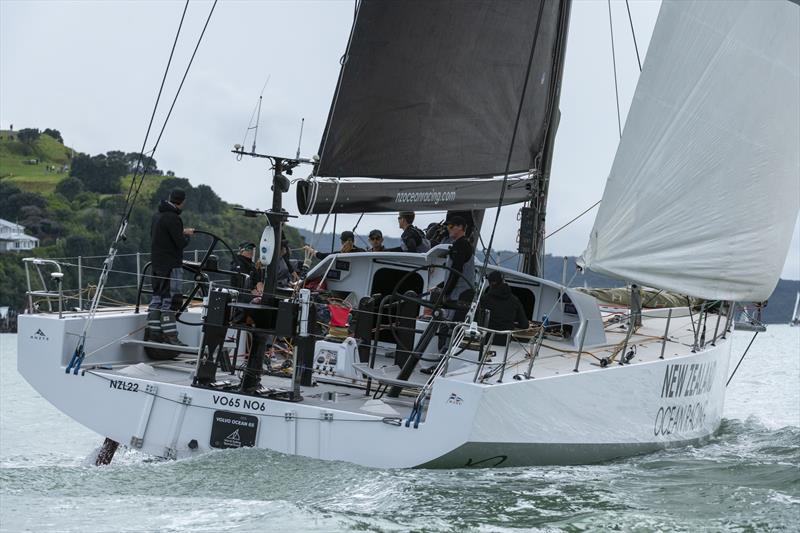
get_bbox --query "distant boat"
[791,292,800,327]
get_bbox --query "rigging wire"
[545,200,601,240]
[625,0,643,72]
[478,0,546,285]
[608,0,623,139]
[67,0,219,374]
[120,0,189,220]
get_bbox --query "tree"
[124,152,158,174]
[17,128,40,145]
[151,177,192,208]
[69,153,124,194]
[55,177,84,200]
[0,191,47,220]
[43,128,64,143]
[193,184,223,214]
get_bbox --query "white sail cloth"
[580,0,800,302]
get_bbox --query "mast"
[521,0,573,278]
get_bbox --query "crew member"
[230,242,260,297]
[304,230,365,260]
[367,229,385,251]
[442,215,474,303]
[386,211,430,252]
[481,270,529,346]
[276,240,300,288]
[146,189,193,345]
[422,215,474,374]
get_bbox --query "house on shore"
[0,218,39,253]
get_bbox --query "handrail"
[22,258,64,314]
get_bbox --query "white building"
[0,218,39,253]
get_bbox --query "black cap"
[445,215,467,227]
[340,230,355,242]
[169,189,186,203]
[487,270,504,284]
[368,229,383,239]
[239,241,256,251]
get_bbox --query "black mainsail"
[316,0,569,180]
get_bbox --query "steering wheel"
[176,230,242,321]
[390,264,475,311]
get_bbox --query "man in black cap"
[367,229,385,251]
[422,214,475,373]
[304,230,365,260]
[441,215,474,303]
[146,189,194,345]
[230,241,260,295]
[481,270,530,346]
[387,211,430,253]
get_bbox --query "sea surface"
[1,327,798,532]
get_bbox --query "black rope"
[479,0,546,282]
[625,0,642,72]
[726,332,758,387]
[608,0,622,139]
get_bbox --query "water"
[1,328,798,532]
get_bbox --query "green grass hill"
[0,128,300,312]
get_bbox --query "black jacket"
[230,254,259,290]
[387,225,426,252]
[150,200,190,269]
[480,282,528,331]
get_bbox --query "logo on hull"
[447,393,463,405]
[30,328,49,341]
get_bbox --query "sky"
[1,0,798,279]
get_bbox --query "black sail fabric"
[317,0,565,179]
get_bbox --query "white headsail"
[580,0,800,301]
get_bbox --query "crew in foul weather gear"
[386,211,430,252]
[146,189,193,345]
[480,270,529,346]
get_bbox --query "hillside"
[0,128,300,312]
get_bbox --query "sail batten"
[580,0,800,302]
[317,0,567,180]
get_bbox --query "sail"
[317,0,569,179]
[297,175,533,215]
[580,0,800,302]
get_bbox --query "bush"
[55,177,84,200]
[43,128,64,144]
[17,128,40,144]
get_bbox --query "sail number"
[108,380,139,393]
[212,394,266,412]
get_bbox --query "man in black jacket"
[146,189,194,345]
[481,270,530,346]
[386,211,430,252]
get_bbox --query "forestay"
[316,0,567,179]
[580,0,800,302]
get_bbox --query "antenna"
[238,74,271,160]
[252,95,263,153]
[295,117,305,160]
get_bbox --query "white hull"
[17,308,732,468]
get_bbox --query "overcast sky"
[2,0,798,279]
